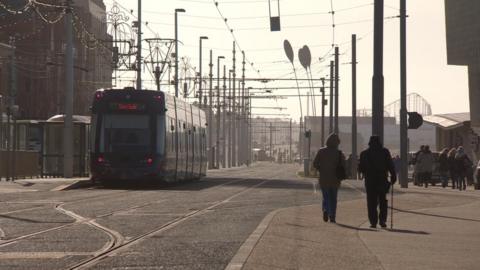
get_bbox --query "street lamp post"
[216,56,225,169]
[174,8,185,98]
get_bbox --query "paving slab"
[237,183,480,270]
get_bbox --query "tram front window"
[100,114,151,153]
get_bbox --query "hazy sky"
[104,0,469,120]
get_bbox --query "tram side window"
[202,128,206,155]
[170,118,175,152]
[178,120,182,153]
[91,114,97,151]
[157,116,166,154]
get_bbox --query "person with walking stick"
[358,136,396,228]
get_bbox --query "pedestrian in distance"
[416,145,434,188]
[447,148,457,189]
[358,135,396,229]
[313,133,346,224]
[413,145,425,186]
[393,155,401,183]
[455,146,472,191]
[438,148,449,188]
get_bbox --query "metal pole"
[334,47,339,134]
[199,36,208,106]
[208,50,213,169]
[228,70,232,168]
[247,87,252,166]
[289,119,292,162]
[6,38,16,181]
[216,56,224,169]
[174,8,185,97]
[0,95,3,180]
[222,65,227,168]
[232,42,237,167]
[136,0,142,90]
[63,1,74,178]
[269,123,273,160]
[352,35,358,179]
[241,51,246,165]
[400,0,408,188]
[372,0,385,140]
[321,78,325,147]
[329,61,334,134]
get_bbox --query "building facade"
[0,0,112,120]
[445,0,480,134]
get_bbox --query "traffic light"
[408,112,423,129]
[305,130,311,138]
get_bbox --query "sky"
[103,0,469,121]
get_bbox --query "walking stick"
[390,182,394,229]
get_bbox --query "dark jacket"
[358,139,396,188]
[438,153,449,173]
[313,134,345,188]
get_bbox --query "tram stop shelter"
[41,115,90,177]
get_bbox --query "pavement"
[227,181,480,270]
[0,177,90,192]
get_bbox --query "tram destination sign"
[108,102,147,112]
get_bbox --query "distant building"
[444,0,480,134]
[424,113,480,161]
[304,116,436,156]
[0,0,112,120]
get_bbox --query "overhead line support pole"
[63,0,74,178]
[136,0,142,90]
[334,47,339,134]
[372,0,385,141]
[400,0,408,188]
[352,34,358,179]
[329,61,334,134]
[208,50,214,169]
[232,41,237,167]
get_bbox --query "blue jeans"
[321,187,338,219]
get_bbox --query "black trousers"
[365,185,388,226]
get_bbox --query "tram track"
[68,179,269,270]
[0,177,251,247]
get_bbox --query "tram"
[90,87,207,183]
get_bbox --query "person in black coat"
[358,136,397,228]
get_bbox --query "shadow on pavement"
[384,228,430,235]
[393,208,480,223]
[335,223,430,235]
[335,223,378,232]
[72,177,319,192]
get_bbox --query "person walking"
[416,145,434,188]
[393,155,401,183]
[413,145,425,186]
[447,148,457,189]
[455,146,472,190]
[438,148,449,188]
[358,135,396,228]
[313,133,346,223]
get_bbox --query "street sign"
[407,112,423,129]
